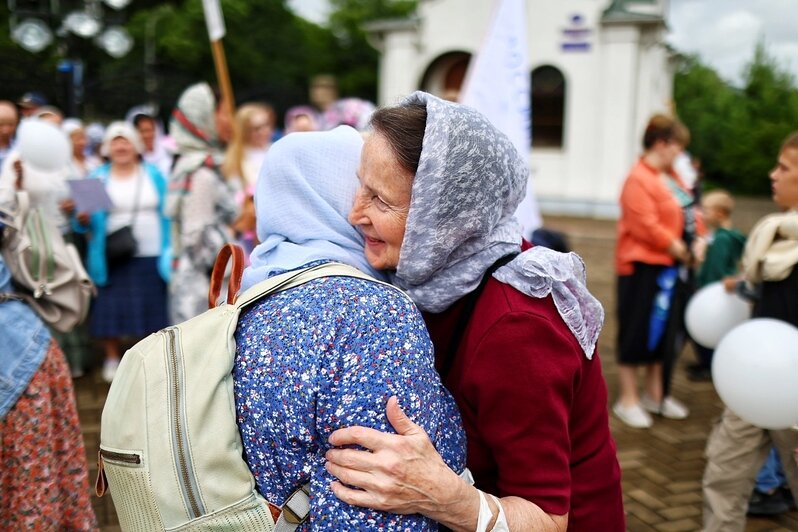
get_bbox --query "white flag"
[202,0,226,41]
[460,0,541,239]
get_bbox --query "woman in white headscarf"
[166,82,238,323]
[324,92,625,530]
[232,125,465,530]
[77,122,170,383]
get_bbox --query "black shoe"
[747,489,789,516]
[781,486,797,512]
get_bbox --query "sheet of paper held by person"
[67,179,114,213]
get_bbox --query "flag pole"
[210,39,235,112]
[203,0,235,118]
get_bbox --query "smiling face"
[109,137,137,166]
[348,133,413,270]
[770,147,798,210]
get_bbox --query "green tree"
[727,43,798,194]
[673,54,739,188]
[675,44,798,195]
[327,0,417,99]
[0,1,343,123]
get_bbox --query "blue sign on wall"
[561,14,592,52]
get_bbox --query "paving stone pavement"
[74,198,798,531]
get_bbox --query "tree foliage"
[675,43,798,195]
[0,0,416,125]
[327,0,417,99]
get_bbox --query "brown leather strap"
[208,243,246,309]
[95,451,108,497]
[268,502,282,523]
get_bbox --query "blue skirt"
[90,257,168,338]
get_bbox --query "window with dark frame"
[531,65,566,148]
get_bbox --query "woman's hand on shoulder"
[326,397,571,531]
[325,396,470,520]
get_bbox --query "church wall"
[373,0,673,219]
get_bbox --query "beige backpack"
[0,191,95,332]
[96,244,382,531]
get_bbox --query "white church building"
[366,0,675,219]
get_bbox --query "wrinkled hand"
[325,396,463,516]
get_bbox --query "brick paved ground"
[74,198,798,531]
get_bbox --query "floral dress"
[234,267,466,530]
[0,340,98,530]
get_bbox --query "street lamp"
[96,25,133,58]
[63,11,102,39]
[7,0,135,116]
[10,17,52,53]
[8,0,133,58]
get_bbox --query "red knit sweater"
[425,278,625,530]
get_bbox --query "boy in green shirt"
[688,189,746,380]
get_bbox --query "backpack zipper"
[165,327,204,519]
[100,448,141,465]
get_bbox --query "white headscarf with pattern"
[390,92,603,358]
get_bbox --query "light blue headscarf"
[240,126,384,291]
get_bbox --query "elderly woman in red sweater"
[323,92,624,531]
[613,114,702,429]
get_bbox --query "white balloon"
[17,119,70,171]
[685,282,750,348]
[712,318,798,429]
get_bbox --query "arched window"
[420,52,472,100]
[531,65,566,148]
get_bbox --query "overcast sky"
[288,0,798,87]
[668,0,798,86]
[288,0,330,25]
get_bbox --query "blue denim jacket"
[0,256,50,420]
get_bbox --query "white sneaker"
[613,402,653,428]
[102,358,120,383]
[641,394,689,420]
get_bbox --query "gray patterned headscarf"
[166,82,224,218]
[390,92,603,358]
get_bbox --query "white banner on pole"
[202,0,226,41]
[460,0,542,238]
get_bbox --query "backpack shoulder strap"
[235,261,391,310]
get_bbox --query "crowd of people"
[1,78,797,530]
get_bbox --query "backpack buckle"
[281,483,310,524]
